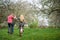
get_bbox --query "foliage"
[0,21,8,28]
[0,0,60,27]
[28,21,38,28]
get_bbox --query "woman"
[7,13,16,34]
[19,15,25,36]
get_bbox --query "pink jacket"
[7,15,14,23]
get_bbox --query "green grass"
[0,27,60,40]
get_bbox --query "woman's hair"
[20,15,24,22]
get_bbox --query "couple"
[7,13,25,36]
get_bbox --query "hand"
[14,16,17,19]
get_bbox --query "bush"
[28,21,38,28]
[0,21,8,28]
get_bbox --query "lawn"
[0,27,60,40]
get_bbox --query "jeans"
[8,23,14,34]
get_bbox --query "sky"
[10,0,39,4]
